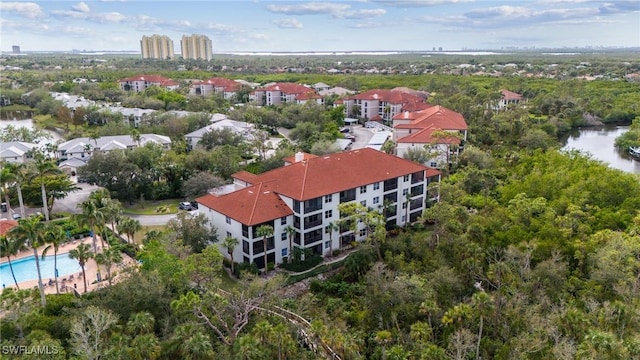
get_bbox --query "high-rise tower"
[140,35,175,59]
[181,34,213,61]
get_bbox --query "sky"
[1,0,639,53]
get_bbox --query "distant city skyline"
[1,1,639,53]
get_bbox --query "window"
[304,197,322,213]
[360,200,366,207]
[402,215,406,223]
[281,232,287,241]
[412,171,425,184]
[359,229,366,237]
[411,184,424,196]
[373,182,380,190]
[282,248,288,256]
[402,202,407,209]
[304,213,322,228]
[384,178,398,192]
[325,210,333,219]
[226,231,232,238]
[293,200,300,213]
[281,217,287,225]
[360,185,367,194]
[325,241,330,249]
[304,229,323,244]
[403,175,410,182]
[373,197,380,205]
[403,188,409,196]
[242,225,249,238]
[430,162,438,168]
[340,188,356,203]
[325,226,330,233]
[384,192,397,203]
[242,240,250,254]
[225,216,231,224]
[324,195,332,203]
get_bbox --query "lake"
[562,126,640,174]
[0,118,61,143]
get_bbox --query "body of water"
[562,126,640,174]
[0,118,61,143]
[1,253,81,285]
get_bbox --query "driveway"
[53,182,103,215]
[127,213,177,226]
[350,125,375,150]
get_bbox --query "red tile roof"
[119,75,178,87]
[196,182,293,226]
[295,92,322,100]
[347,89,425,105]
[500,89,523,101]
[263,82,314,95]
[193,77,240,92]
[235,147,435,201]
[0,219,18,236]
[283,153,318,164]
[394,105,467,131]
[397,126,462,144]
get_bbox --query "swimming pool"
[1,253,82,286]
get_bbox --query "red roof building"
[190,77,241,99]
[338,89,429,122]
[497,89,525,110]
[393,105,468,168]
[249,82,321,106]
[196,148,440,269]
[0,219,18,236]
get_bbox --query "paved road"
[127,213,177,226]
[350,125,375,150]
[53,182,103,215]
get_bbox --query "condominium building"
[181,34,213,61]
[197,148,440,269]
[140,34,175,59]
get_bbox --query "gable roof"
[192,77,240,92]
[260,82,314,95]
[0,219,18,236]
[196,182,293,226]
[233,147,435,201]
[501,89,523,101]
[0,141,37,158]
[394,105,467,131]
[58,134,170,152]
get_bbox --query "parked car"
[345,134,356,142]
[179,202,194,211]
[12,213,21,220]
[190,201,199,209]
[339,127,350,133]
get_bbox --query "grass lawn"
[123,199,179,215]
[219,268,237,290]
[133,225,167,245]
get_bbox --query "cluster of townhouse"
[6,75,527,271]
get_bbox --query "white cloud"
[0,2,45,18]
[341,8,386,19]
[135,15,192,31]
[273,18,304,29]
[204,23,240,34]
[370,0,473,7]
[62,26,93,36]
[72,2,90,13]
[93,12,126,23]
[266,2,351,15]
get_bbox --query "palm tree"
[326,222,339,257]
[0,234,26,289]
[285,225,296,262]
[117,217,142,244]
[9,216,47,306]
[69,243,94,293]
[102,198,123,235]
[42,224,67,294]
[256,225,274,274]
[0,163,15,216]
[221,236,239,275]
[94,246,122,286]
[3,162,28,218]
[74,199,104,252]
[127,311,155,336]
[30,151,60,222]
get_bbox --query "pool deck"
[1,236,138,295]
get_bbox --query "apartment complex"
[197,148,440,269]
[336,89,430,122]
[140,35,175,59]
[119,75,179,93]
[190,77,240,99]
[249,83,321,106]
[181,34,213,61]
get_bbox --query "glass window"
[281,217,287,225]
[403,175,410,182]
[281,232,287,241]
[325,210,333,218]
[360,200,366,207]
[324,195,332,203]
[226,231,232,238]
[360,185,367,194]
[373,197,379,204]
[324,241,330,249]
[373,182,380,190]
[226,216,231,224]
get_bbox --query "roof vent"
[373,93,379,99]
[404,111,409,119]
[294,151,304,162]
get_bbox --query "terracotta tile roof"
[119,75,178,87]
[193,77,241,92]
[283,153,318,164]
[0,219,18,236]
[394,105,467,131]
[347,89,425,105]
[397,125,462,144]
[196,182,293,226]
[263,82,314,95]
[233,148,434,201]
[500,89,523,101]
[295,92,322,100]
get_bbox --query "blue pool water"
[1,253,82,285]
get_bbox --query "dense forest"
[1,53,640,359]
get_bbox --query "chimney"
[294,152,304,162]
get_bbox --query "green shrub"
[280,255,322,272]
